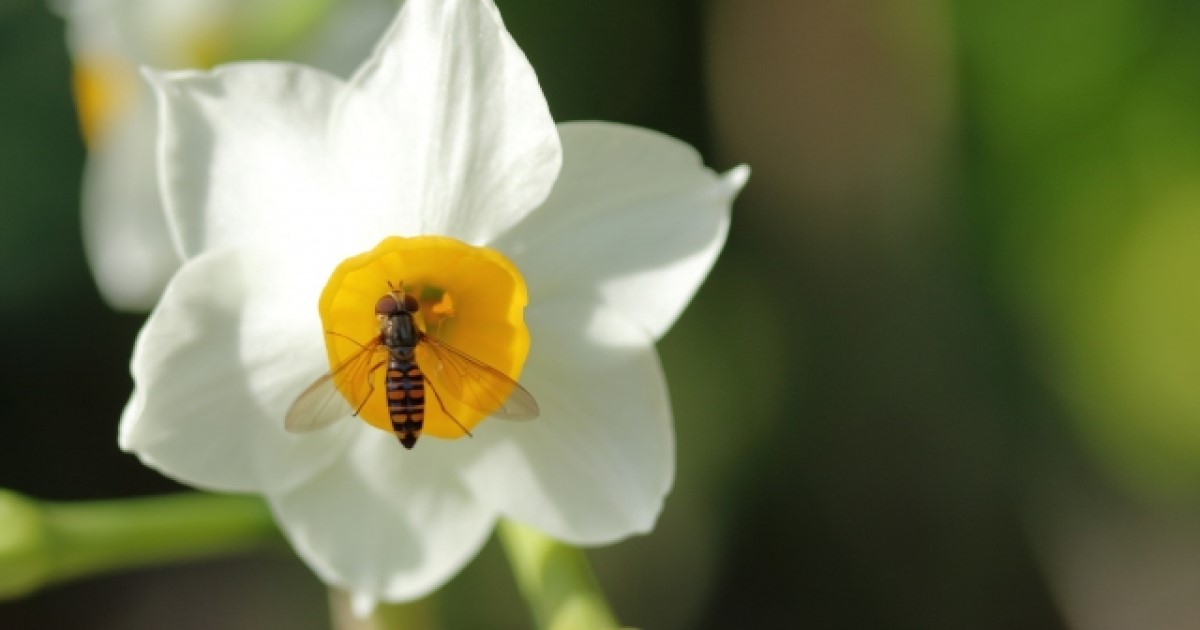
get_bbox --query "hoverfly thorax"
[377,290,421,348]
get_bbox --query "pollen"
[426,291,456,335]
[318,236,531,439]
[431,292,455,316]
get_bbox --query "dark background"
[4,0,1200,628]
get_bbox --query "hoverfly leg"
[356,361,386,416]
[325,329,370,351]
[425,375,473,439]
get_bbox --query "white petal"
[457,299,673,544]
[120,246,354,494]
[56,0,128,58]
[496,122,748,340]
[350,593,377,619]
[70,1,395,311]
[148,64,393,263]
[269,430,496,601]
[81,89,181,311]
[337,0,561,243]
[154,0,561,259]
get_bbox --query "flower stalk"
[499,520,619,630]
[329,589,440,630]
[0,490,276,599]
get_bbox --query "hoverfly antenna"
[382,280,419,312]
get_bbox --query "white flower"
[57,0,398,311]
[120,0,748,603]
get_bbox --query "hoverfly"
[285,282,539,449]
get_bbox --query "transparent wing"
[285,337,385,433]
[416,333,540,421]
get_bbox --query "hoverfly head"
[374,294,400,316]
[378,282,421,315]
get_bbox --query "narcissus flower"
[57,0,397,310]
[119,0,747,603]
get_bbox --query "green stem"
[0,490,277,599]
[498,520,619,630]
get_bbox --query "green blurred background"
[4,0,1200,627]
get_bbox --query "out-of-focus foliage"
[0,1,86,313]
[959,0,1200,497]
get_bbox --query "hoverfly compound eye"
[402,294,420,312]
[375,294,399,315]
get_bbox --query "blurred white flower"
[119,0,747,603]
[57,0,398,311]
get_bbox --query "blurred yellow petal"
[71,56,136,148]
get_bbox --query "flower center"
[318,236,531,439]
[72,56,138,148]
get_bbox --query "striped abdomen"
[385,349,424,449]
